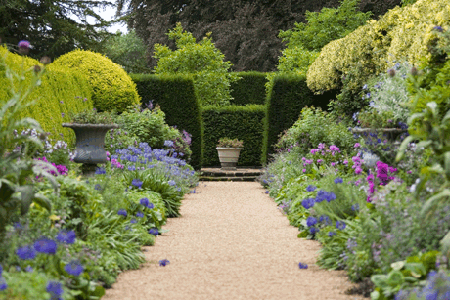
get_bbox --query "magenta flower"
[331,162,336,166]
[343,160,348,165]
[302,169,306,173]
[355,167,362,174]
[354,143,361,148]
[317,159,323,164]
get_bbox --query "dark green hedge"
[202,105,266,167]
[229,72,268,106]
[262,74,332,164]
[130,74,203,169]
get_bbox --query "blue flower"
[117,209,127,217]
[325,192,336,202]
[0,264,2,276]
[164,140,174,148]
[336,221,346,230]
[94,184,102,191]
[328,232,336,237]
[65,261,84,276]
[34,237,58,255]
[149,228,159,236]
[95,167,106,175]
[136,212,144,218]
[128,165,136,171]
[309,227,319,235]
[159,259,170,266]
[25,266,33,272]
[168,180,176,186]
[0,277,7,291]
[131,179,143,189]
[319,215,330,225]
[56,230,76,245]
[298,262,308,269]
[147,202,155,209]
[334,178,343,184]
[46,281,64,298]
[13,222,22,230]
[130,218,137,224]
[140,197,149,207]
[306,185,317,192]
[351,204,360,211]
[306,216,317,227]
[433,26,444,32]
[16,245,36,260]
[301,198,315,209]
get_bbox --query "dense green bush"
[153,23,239,106]
[0,46,93,147]
[53,49,141,113]
[229,72,268,106]
[202,105,266,166]
[130,73,202,169]
[262,74,332,163]
[277,0,371,75]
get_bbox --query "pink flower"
[302,157,306,161]
[343,160,348,165]
[302,169,306,173]
[317,159,323,164]
[355,167,362,174]
[407,170,412,174]
[354,143,361,148]
[310,149,319,154]
[318,143,326,150]
[331,162,336,166]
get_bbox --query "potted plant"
[63,109,119,175]
[216,137,244,170]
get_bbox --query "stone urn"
[63,123,119,175]
[216,147,242,170]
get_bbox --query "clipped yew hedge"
[0,46,93,146]
[263,74,332,163]
[229,71,268,106]
[202,105,266,167]
[130,73,203,169]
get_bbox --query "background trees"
[117,0,402,72]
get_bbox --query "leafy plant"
[216,137,244,148]
[69,108,116,124]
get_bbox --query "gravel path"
[103,182,366,300]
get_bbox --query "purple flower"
[309,227,319,235]
[168,180,176,186]
[164,140,174,148]
[136,212,144,218]
[131,179,143,189]
[301,198,315,209]
[0,264,2,276]
[334,178,343,184]
[319,215,330,225]
[433,26,444,32]
[336,221,346,230]
[306,185,317,192]
[328,232,336,237]
[61,113,65,118]
[306,216,317,227]
[351,204,360,211]
[354,143,361,148]
[159,259,170,266]
[302,169,306,173]
[140,197,149,207]
[317,159,323,164]
[34,237,58,255]
[130,218,137,224]
[16,245,36,260]
[149,228,159,235]
[18,40,30,49]
[94,184,102,191]
[65,261,84,276]
[0,277,7,291]
[147,202,155,209]
[95,167,106,175]
[46,281,64,298]
[118,209,127,217]
[25,266,33,272]
[298,262,308,269]
[355,167,362,175]
[56,230,76,244]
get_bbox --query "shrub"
[0,46,93,146]
[263,74,332,162]
[130,73,202,169]
[53,49,141,113]
[153,23,239,106]
[202,105,266,166]
[307,0,450,96]
[229,72,268,106]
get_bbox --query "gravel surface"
[103,182,367,300]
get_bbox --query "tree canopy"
[0,0,114,60]
[116,0,402,72]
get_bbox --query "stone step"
[201,176,258,182]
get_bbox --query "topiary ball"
[53,50,141,112]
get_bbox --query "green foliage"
[102,30,152,74]
[130,73,202,169]
[0,46,93,147]
[70,109,116,125]
[202,105,266,166]
[275,106,355,156]
[263,74,332,162]
[277,0,371,75]
[229,72,268,106]
[307,0,450,96]
[153,23,240,106]
[53,50,141,113]
[217,137,244,148]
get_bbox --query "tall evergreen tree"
[116,0,401,72]
[0,0,114,60]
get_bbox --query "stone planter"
[216,147,242,170]
[351,127,408,143]
[63,123,119,175]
